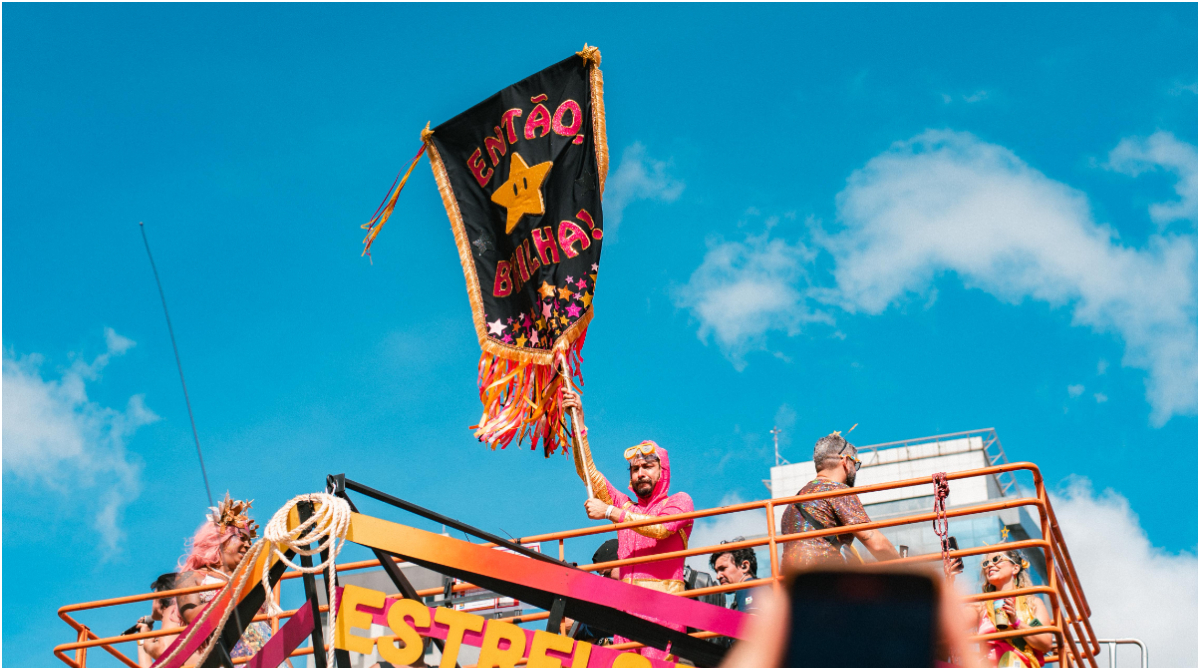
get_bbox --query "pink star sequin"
[530,330,540,346]
[487,319,506,336]
[566,304,582,318]
[542,302,553,318]
[564,275,575,284]
[575,278,587,289]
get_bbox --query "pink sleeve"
[653,493,694,533]
[606,483,631,508]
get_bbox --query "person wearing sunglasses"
[561,387,694,662]
[971,550,1053,667]
[779,432,900,571]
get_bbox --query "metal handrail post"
[1096,638,1148,668]
[764,501,780,595]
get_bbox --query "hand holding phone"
[782,570,937,667]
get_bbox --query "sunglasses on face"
[983,555,1017,567]
[837,443,862,470]
[624,442,657,460]
[227,530,253,544]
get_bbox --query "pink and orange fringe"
[472,331,587,457]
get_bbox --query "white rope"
[259,492,353,669]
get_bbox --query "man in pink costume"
[562,389,694,661]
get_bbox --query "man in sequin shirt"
[780,432,900,570]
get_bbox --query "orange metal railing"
[54,462,1099,667]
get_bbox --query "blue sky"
[3,3,1196,667]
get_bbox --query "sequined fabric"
[198,572,271,666]
[578,443,693,660]
[230,622,271,666]
[780,478,871,570]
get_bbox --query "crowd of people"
[132,389,1050,668]
[562,387,1052,668]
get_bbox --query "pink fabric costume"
[576,440,694,661]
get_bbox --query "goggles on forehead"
[624,442,658,461]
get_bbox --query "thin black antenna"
[139,222,214,507]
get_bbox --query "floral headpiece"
[207,492,258,540]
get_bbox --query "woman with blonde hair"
[973,549,1054,667]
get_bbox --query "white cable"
[260,493,352,669]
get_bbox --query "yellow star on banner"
[536,317,547,330]
[537,281,556,299]
[490,152,553,234]
[557,285,574,301]
[515,335,528,347]
[580,292,593,308]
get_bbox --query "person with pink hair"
[174,494,270,665]
[562,388,694,662]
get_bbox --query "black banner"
[426,50,606,363]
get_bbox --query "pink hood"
[614,442,694,583]
[629,441,673,506]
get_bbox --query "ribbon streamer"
[360,143,428,258]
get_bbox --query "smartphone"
[782,569,937,668]
[946,537,964,575]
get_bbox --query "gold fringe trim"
[427,139,491,353]
[586,50,609,196]
[479,307,592,366]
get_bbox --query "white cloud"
[603,143,684,239]
[2,329,158,554]
[1052,477,1197,667]
[827,130,1196,426]
[1105,131,1198,227]
[1068,384,1086,398]
[1167,80,1198,96]
[941,90,990,104]
[1093,392,1108,403]
[675,130,1196,425]
[674,232,831,369]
